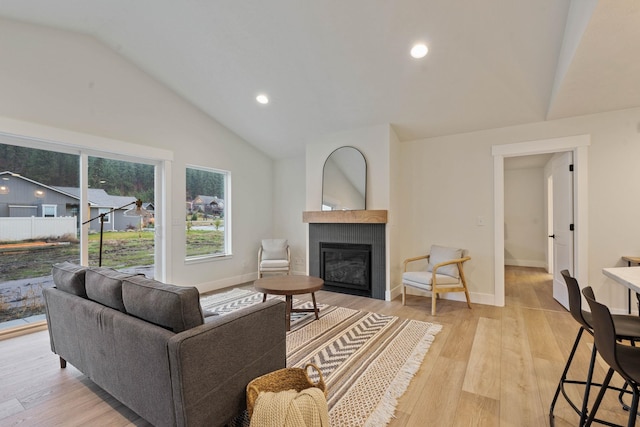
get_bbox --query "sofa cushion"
[52,262,88,297]
[85,267,134,312]
[122,275,204,333]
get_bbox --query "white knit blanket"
[249,388,329,427]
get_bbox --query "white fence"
[0,217,77,241]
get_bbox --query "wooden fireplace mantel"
[302,210,387,224]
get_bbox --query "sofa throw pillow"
[262,239,288,260]
[52,262,88,297]
[122,275,204,333]
[85,267,135,312]
[427,245,463,279]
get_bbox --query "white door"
[551,151,574,310]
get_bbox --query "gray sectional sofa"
[43,262,286,427]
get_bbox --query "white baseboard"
[197,269,312,295]
[392,285,496,306]
[197,271,258,294]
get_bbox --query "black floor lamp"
[82,199,149,267]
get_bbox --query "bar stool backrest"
[561,269,591,330]
[583,287,628,382]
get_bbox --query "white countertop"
[603,267,640,294]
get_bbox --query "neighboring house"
[190,195,224,217]
[0,171,142,233]
[54,187,142,232]
[142,202,154,216]
[0,171,79,219]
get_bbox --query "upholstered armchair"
[258,239,291,278]
[401,245,471,315]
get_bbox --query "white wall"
[504,167,547,268]
[401,106,640,312]
[387,127,403,299]
[0,18,274,292]
[272,156,307,275]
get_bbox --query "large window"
[87,156,155,269]
[0,140,160,332]
[186,166,230,259]
[0,143,80,329]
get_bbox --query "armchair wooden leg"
[402,285,406,305]
[431,291,437,316]
[464,288,472,309]
[460,269,472,309]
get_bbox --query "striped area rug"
[200,289,442,426]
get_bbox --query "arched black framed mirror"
[321,146,366,210]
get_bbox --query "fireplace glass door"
[320,243,372,297]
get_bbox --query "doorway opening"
[504,153,554,307]
[492,135,590,308]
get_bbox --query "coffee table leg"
[311,292,319,320]
[262,293,267,303]
[285,295,292,331]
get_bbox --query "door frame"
[492,135,589,307]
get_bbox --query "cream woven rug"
[201,289,442,426]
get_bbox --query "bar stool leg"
[579,343,598,426]
[550,327,600,426]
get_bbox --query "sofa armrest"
[167,299,286,427]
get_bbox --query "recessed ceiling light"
[256,94,269,105]
[410,43,428,59]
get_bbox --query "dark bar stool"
[583,286,640,427]
[549,270,640,426]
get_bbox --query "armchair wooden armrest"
[403,254,430,272]
[431,256,471,274]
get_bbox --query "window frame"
[185,165,232,262]
[98,208,111,223]
[0,128,171,283]
[42,204,57,218]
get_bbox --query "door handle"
[548,234,555,239]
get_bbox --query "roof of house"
[193,195,223,206]
[54,187,137,208]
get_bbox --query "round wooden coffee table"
[254,275,324,331]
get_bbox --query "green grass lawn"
[0,229,224,280]
[0,230,225,323]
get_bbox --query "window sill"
[185,253,233,265]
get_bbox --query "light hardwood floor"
[0,266,634,426]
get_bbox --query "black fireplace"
[309,223,385,300]
[320,243,371,297]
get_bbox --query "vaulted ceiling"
[0,0,638,159]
